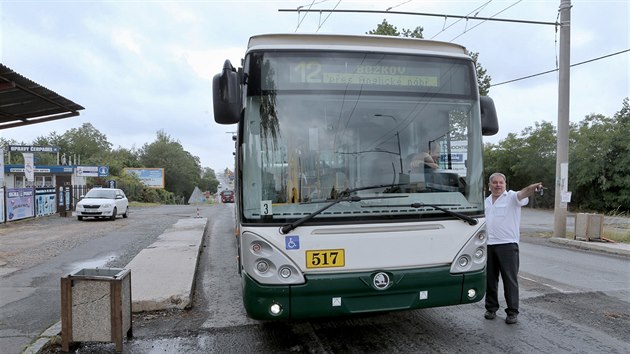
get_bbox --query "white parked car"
[76,188,129,221]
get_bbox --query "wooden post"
[60,276,73,352]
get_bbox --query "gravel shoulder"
[0,214,131,273]
[0,204,203,277]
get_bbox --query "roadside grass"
[129,201,160,207]
[604,209,630,243]
[603,229,630,243]
[129,200,217,207]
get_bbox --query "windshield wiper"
[409,202,478,225]
[366,202,478,225]
[279,183,409,234]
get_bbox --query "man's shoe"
[484,311,496,320]
[505,314,518,324]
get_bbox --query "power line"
[431,0,493,40]
[317,0,343,32]
[450,1,523,42]
[279,8,559,26]
[386,0,413,12]
[295,1,318,32]
[490,49,630,87]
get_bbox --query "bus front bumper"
[241,266,485,320]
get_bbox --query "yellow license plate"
[306,249,345,269]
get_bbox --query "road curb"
[127,217,208,312]
[548,237,630,258]
[23,217,207,354]
[22,321,61,354]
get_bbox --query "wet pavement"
[11,206,630,353]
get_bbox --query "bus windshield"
[240,51,485,223]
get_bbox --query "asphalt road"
[0,205,203,354]
[50,204,630,353]
[2,204,629,353]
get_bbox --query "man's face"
[430,144,441,160]
[489,176,506,197]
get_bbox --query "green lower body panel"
[242,266,486,320]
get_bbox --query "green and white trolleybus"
[212,33,499,320]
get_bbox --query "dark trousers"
[485,243,520,315]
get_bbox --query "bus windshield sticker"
[260,200,272,216]
[285,236,300,250]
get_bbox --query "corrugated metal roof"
[0,63,84,130]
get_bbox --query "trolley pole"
[553,0,571,238]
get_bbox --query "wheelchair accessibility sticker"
[285,236,300,250]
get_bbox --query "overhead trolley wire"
[450,0,523,42]
[490,49,630,87]
[317,0,343,32]
[295,0,318,32]
[431,0,494,40]
[279,7,559,27]
[386,0,413,12]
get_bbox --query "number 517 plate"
[306,249,345,269]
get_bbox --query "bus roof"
[247,33,469,58]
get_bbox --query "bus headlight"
[450,226,487,274]
[474,247,485,260]
[457,255,470,269]
[467,289,477,299]
[242,232,305,285]
[270,303,283,316]
[256,260,270,273]
[279,267,292,278]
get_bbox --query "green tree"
[569,98,630,211]
[18,131,67,166]
[139,130,202,200]
[1,137,26,164]
[101,147,141,176]
[485,122,556,208]
[484,98,630,213]
[199,167,220,193]
[484,132,523,181]
[470,52,492,96]
[62,123,112,164]
[367,19,424,38]
[112,170,144,202]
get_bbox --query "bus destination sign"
[289,61,439,88]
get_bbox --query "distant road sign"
[76,165,109,177]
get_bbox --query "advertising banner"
[23,153,34,182]
[124,168,165,188]
[6,188,35,221]
[0,188,4,223]
[35,188,57,217]
[0,148,4,186]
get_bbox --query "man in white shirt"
[484,172,542,324]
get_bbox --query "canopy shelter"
[0,63,84,130]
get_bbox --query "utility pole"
[554,0,571,238]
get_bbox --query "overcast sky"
[1,0,628,174]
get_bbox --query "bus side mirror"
[213,59,241,125]
[480,96,499,136]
